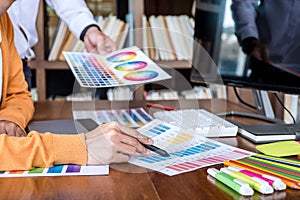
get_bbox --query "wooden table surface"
[1,99,299,199]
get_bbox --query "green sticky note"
[256,141,300,157]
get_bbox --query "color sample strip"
[96,111,109,124]
[166,132,194,144]
[0,165,109,177]
[114,110,133,126]
[166,149,251,172]
[47,165,64,173]
[29,168,44,174]
[136,108,152,121]
[66,165,81,173]
[8,170,25,174]
[145,123,171,137]
[128,109,144,126]
[139,142,220,164]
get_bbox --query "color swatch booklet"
[73,107,153,128]
[63,46,171,88]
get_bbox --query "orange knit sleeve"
[0,132,87,171]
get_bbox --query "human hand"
[243,39,272,64]
[85,121,153,165]
[0,120,25,137]
[83,26,117,55]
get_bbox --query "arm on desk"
[0,122,153,171]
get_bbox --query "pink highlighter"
[227,166,286,191]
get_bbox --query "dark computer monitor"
[191,52,300,95]
[191,1,300,95]
[190,0,300,143]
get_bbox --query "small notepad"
[256,141,300,157]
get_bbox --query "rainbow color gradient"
[107,52,136,62]
[123,71,158,81]
[115,61,148,71]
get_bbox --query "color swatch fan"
[63,46,171,87]
[73,107,153,128]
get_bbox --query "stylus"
[141,143,170,157]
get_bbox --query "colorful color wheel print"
[123,71,158,81]
[107,52,136,62]
[115,61,148,71]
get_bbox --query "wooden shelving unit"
[30,0,194,100]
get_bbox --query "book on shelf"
[58,32,76,60]
[146,15,194,61]
[48,20,69,61]
[144,16,158,60]
[142,15,149,57]
[49,15,129,61]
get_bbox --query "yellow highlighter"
[220,167,274,194]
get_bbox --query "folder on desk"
[28,119,94,134]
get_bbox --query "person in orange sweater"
[0,0,153,171]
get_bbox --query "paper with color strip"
[129,119,254,176]
[0,165,108,178]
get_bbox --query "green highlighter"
[207,168,254,196]
[220,167,274,194]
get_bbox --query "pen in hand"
[141,143,170,157]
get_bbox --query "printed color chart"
[129,119,253,176]
[0,165,108,178]
[63,46,171,87]
[73,107,153,127]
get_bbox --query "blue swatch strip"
[47,165,64,173]
[139,142,221,163]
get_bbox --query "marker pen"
[207,168,254,196]
[228,166,286,191]
[221,167,274,194]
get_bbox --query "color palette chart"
[63,46,171,87]
[129,119,254,176]
[73,107,153,127]
[0,165,108,178]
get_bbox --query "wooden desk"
[1,99,298,199]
